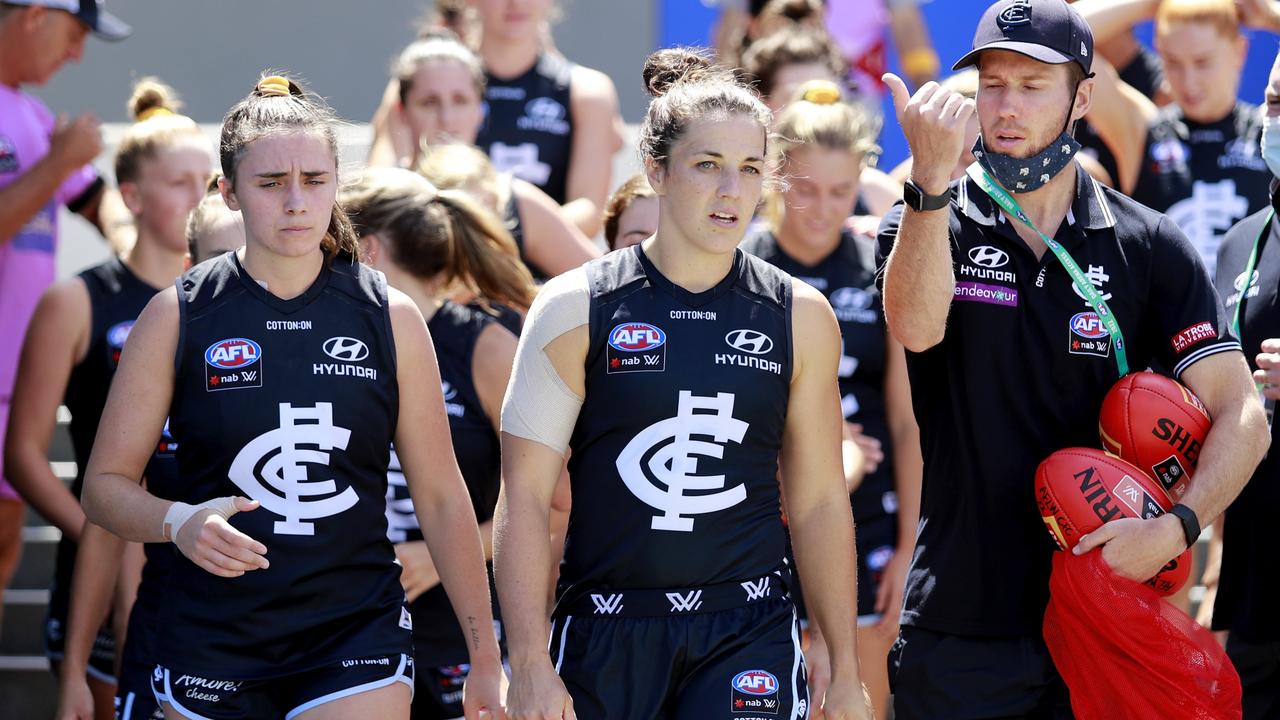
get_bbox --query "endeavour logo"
[741,577,771,601]
[229,403,358,535]
[591,593,624,615]
[667,589,703,612]
[323,336,369,362]
[615,391,749,532]
[725,329,773,355]
[967,245,1009,268]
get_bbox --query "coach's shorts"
[44,614,116,684]
[1226,635,1280,720]
[551,579,807,720]
[889,625,1072,720]
[151,653,414,720]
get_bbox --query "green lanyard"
[965,163,1129,377]
[1231,209,1274,339]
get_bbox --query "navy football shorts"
[151,653,413,719]
[551,573,808,720]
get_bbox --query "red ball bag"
[1044,551,1241,720]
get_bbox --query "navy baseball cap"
[952,0,1092,75]
[5,0,131,41]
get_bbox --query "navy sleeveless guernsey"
[740,228,895,526]
[385,300,502,666]
[162,252,408,678]
[477,52,575,204]
[50,258,172,644]
[1133,102,1270,276]
[560,245,793,598]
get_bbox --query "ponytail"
[434,190,535,311]
[341,168,535,310]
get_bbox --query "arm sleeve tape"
[500,268,590,455]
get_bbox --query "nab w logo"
[229,403,357,535]
[741,577,772,601]
[616,391,749,532]
[666,590,703,612]
[590,593,624,615]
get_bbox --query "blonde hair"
[341,167,535,311]
[186,175,240,262]
[773,80,880,165]
[1156,0,1241,39]
[114,78,205,185]
[415,143,502,212]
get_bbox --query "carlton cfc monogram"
[228,402,358,535]
[615,390,750,532]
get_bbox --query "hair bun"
[128,77,183,123]
[642,47,719,98]
[797,79,842,105]
[255,75,298,97]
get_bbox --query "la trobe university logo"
[229,402,358,535]
[615,390,750,532]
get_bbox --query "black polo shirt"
[877,166,1239,636]
[1212,189,1280,642]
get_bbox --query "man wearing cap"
[0,0,129,705]
[877,0,1268,716]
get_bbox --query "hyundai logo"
[968,245,1010,268]
[323,336,369,362]
[725,329,773,355]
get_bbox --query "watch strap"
[905,180,950,212]
[1169,503,1201,550]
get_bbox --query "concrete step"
[10,526,59,591]
[0,658,57,720]
[0,589,47,656]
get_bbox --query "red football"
[1035,447,1191,596]
[1098,371,1211,500]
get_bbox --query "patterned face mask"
[971,131,1082,194]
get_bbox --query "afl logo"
[732,670,779,696]
[323,336,369,362]
[205,338,261,369]
[1070,312,1109,338]
[997,0,1032,28]
[725,329,773,355]
[968,245,1010,268]
[608,323,666,352]
[106,321,134,349]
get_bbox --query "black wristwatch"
[903,179,951,212]
[1168,503,1201,550]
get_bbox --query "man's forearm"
[884,207,954,352]
[1183,396,1269,528]
[0,153,76,243]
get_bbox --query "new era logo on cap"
[953,0,1093,75]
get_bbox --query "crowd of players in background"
[2,0,1280,718]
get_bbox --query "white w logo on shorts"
[590,593,624,615]
[615,391,749,532]
[229,402,357,535]
[741,577,771,601]
[666,590,703,612]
